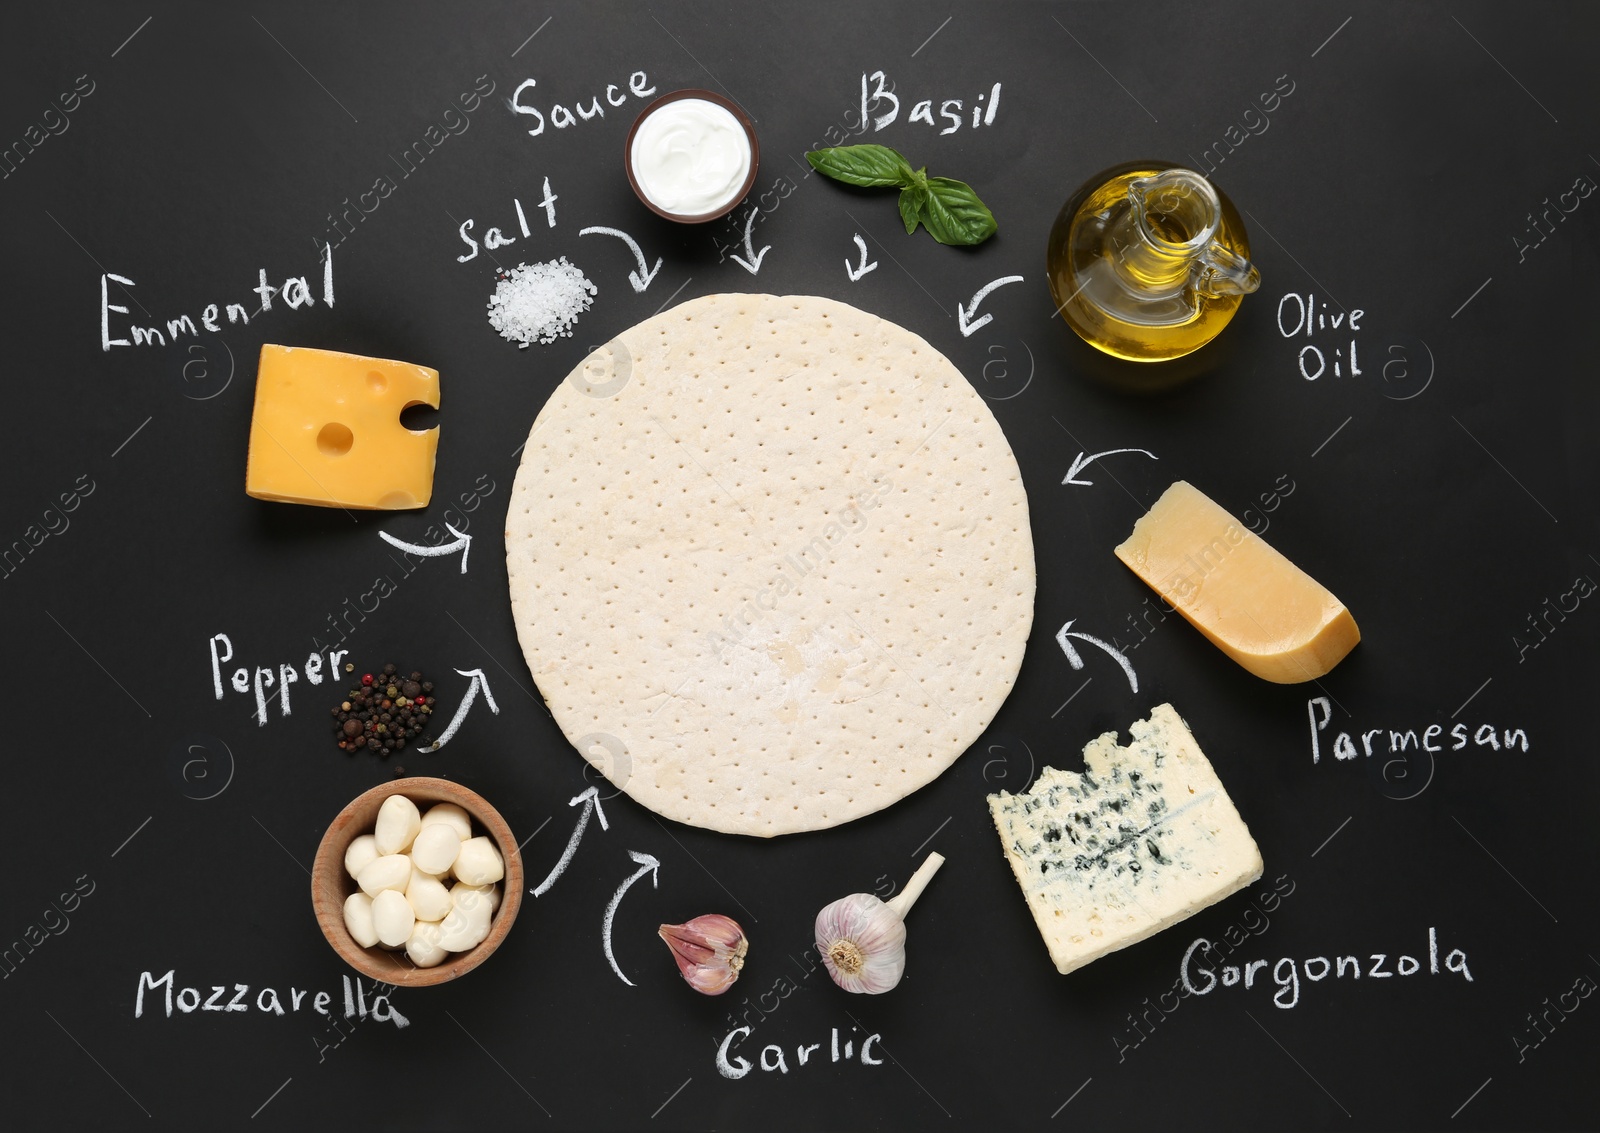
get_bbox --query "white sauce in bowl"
[630,98,752,217]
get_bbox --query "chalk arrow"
[530,787,611,898]
[957,274,1025,337]
[420,668,500,752]
[1056,620,1139,693]
[602,850,661,986]
[578,226,662,292]
[729,208,771,275]
[379,523,471,574]
[1061,448,1158,487]
[845,233,878,282]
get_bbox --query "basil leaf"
[918,176,998,246]
[806,144,915,189]
[898,184,928,235]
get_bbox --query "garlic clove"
[815,892,907,995]
[658,914,748,996]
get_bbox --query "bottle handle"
[1195,241,1260,299]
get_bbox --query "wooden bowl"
[311,777,524,987]
[625,88,760,223]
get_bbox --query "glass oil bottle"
[1048,161,1260,362]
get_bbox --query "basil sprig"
[806,144,998,246]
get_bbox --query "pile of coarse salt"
[486,258,597,347]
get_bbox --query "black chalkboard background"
[3,3,1596,1130]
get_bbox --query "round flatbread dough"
[507,294,1034,835]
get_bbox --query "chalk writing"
[310,473,496,655]
[419,668,499,752]
[101,247,333,352]
[1277,292,1363,381]
[135,970,409,1028]
[717,1024,885,1079]
[603,851,660,986]
[208,633,346,726]
[457,180,561,262]
[856,71,1003,135]
[957,274,1024,337]
[1055,619,1138,693]
[1307,696,1529,763]
[1113,873,1296,1062]
[1060,447,1157,488]
[578,226,662,291]
[1182,926,1474,1009]
[531,788,610,898]
[845,234,877,282]
[510,70,656,137]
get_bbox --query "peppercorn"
[329,663,444,758]
[392,765,406,778]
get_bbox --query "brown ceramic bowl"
[625,88,760,223]
[311,777,524,987]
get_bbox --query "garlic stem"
[886,852,944,920]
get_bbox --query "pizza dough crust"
[506,294,1035,835]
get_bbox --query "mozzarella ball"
[374,795,422,855]
[356,854,412,898]
[344,834,380,881]
[452,836,504,885]
[343,892,379,948]
[411,822,462,876]
[372,889,415,949]
[438,883,492,953]
[406,920,448,968]
[419,802,472,841]
[406,869,452,922]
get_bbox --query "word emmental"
[101,247,334,352]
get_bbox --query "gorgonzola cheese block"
[988,704,1262,975]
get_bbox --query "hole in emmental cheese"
[317,422,354,456]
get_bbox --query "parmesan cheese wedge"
[988,704,1262,976]
[1114,480,1359,683]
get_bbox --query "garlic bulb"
[658,914,748,996]
[815,852,944,995]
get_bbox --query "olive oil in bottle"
[1048,162,1259,362]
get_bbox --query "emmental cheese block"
[245,345,439,509]
[988,704,1262,976]
[1114,480,1359,683]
